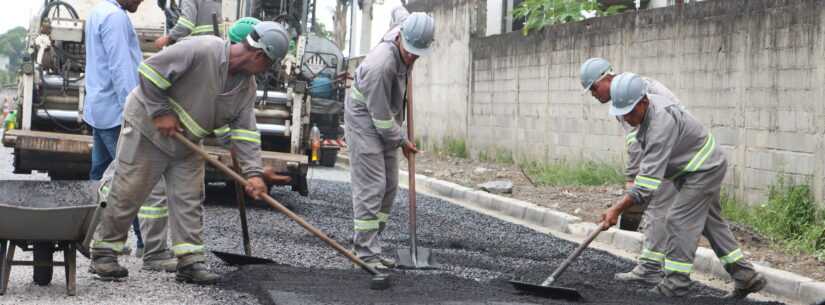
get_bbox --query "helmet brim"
[608,96,642,116]
[401,36,433,57]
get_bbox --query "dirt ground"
[402,151,825,282]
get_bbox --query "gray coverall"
[168,0,222,42]
[346,29,408,260]
[628,94,758,296]
[99,163,172,262]
[92,36,263,267]
[623,78,680,276]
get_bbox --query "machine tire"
[32,243,54,286]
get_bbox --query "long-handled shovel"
[509,222,607,301]
[211,152,276,266]
[173,133,391,289]
[395,71,438,270]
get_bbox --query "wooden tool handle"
[541,222,606,286]
[172,133,379,275]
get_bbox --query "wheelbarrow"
[0,180,99,296]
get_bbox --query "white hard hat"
[247,21,290,61]
[609,73,647,116]
[400,13,435,57]
[580,57,612,91]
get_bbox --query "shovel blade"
[509,279,582,301]
[396,247,439,270]
[212,251,276,266]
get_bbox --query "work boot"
[378,256,397,268]
[615,265,663,285]
[135,246,144,258]
[359,256,396,270]
[89,256,128,280]
[116,245,132,256]
[176,262,220,285]
[723,273,767,300]
[142,257,177,273]
[648,285,679,297]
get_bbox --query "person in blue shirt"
[84,0,145,256]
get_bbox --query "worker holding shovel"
[90,22,289,285]
[600,73,766,299]
[345,12,435,270]
[579,57,681,285]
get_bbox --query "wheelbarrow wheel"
[33,243,54,286]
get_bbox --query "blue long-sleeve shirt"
[83,0,141,129]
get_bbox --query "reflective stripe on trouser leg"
[92,124,169,258]
[636,179,676,274]
[164,147,207,266]
[661,164,730,296]
[139,178,172,261]
[349,124,393,259]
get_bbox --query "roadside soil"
[396,150,825,282]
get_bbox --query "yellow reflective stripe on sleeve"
[664,259,693,274]
[176,17,195,31]
[192,25,216,35]
[639,248,666,263]
[377,212,389,223]
[372,118,394,129]
[172,243,205,256]
[669,134,716,179]
[213,126,230,137]
[354,219,380,232]
[634,176,661,191]
[138,206,169,219]
[625,131,638,145]
[93,241,125,252]
[719,248,744,265]
[138,63,172,90]
[168,98,209,138]
[350,86,366,102]
[230,129,261,144]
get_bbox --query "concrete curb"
[336,153,824,304]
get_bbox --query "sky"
[0,1,42,34]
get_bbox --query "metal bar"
[172,132,380,276]
[65,243,76,296]
[22,74,33,130]
[232,153,252,256]
[9,261,67,267]
[0,240,6,295]
[36,109,78,122]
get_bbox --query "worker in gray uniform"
[346,13,435,269]
[98,163,178,273]
[600,73,766,299]
[91,22,290,284]
[155,0,222,48]
[579,57,680,284]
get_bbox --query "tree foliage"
[0,26,26,86]
[513,0,626,35]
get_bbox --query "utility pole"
[358,0,373,55]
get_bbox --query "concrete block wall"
[410,0,825,204]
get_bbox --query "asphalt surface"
[207,178,784,305]
[0,140,785,305]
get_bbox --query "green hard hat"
[229,17,261,44]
